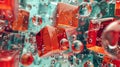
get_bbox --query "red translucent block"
[0,50,19,67]
[87,17,116,48]
[115,0,120,17]
[36,25,59,57]
[55,3,79,27]
[0,0,18,21]
[111,59,120,67]
[56,26,68,45]
[102,56,120,67]
[12,9,29,31]
[56,25,77,50]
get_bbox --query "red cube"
[115,0,120,17]
[87,18,116,47]
[55,3,79,27]
[0,0,18,21]
[36,25,59,57]
[0,50,19,67]
[102,56,120,67]
[56,25,77,50]
[12,9,29,31]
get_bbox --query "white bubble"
[60,38,69,50]
[72,40,84,53]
